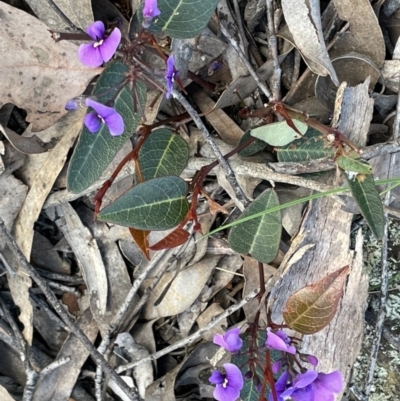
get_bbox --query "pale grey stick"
[116,288,260,373]
[220,23,272,99]
[172,89,249,207]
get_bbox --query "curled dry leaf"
[281,0,339,85]
[0,2,101,131]
[283,265,350,334]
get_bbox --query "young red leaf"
[149,227,189,250]
[283,265,349,334]
[129,227,150,260]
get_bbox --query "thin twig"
[116,287,260,373]
[0,218,140,401]
[232,0,247,53]
[362,81,400,400]
[266,0,281,100]
[219,24,272,99]
[172,89,249,207]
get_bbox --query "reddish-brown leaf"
[149,227,189,250]
[129,228,150,260]
[283,265,350,334]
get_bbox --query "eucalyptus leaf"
[67,62,146,194]
[238,130,267,157]
[336,156,372,174]
[344,170,385,240]
[140,0,219,39]
[138,129,189,181]
[228,189,281,264]
[277,128,335,162]
[250,119,307,147]
[98,176,189,231]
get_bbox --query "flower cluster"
[209,327,343,401]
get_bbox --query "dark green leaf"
[250,119,307,146]
[140,0,219,39]
[238,130,267,157]
[232,331,281,401]
[336,156,372,174]
[98,176,189,231]
[344,169,385,239]
[67,62,146,194]
[138,129,189,181]
[228,189,281,263]
[277,128,335,162]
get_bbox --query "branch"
[172,89,249,208]
[219,24,272,100]
[0,218,139,401]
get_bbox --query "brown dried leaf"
[149,227,190,251]
[0,2,101,131]
[129,227,150,260]
[283,265,350,334]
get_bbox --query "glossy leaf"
[140,0,219,39]
[67,62,146,194]
[250,119,307,147]
[149,227,190,250]
[138,129,189,181]
[336,156,372,174]
[277,128,335,162]
[228,189,281,264]
[129,227,150,260]
[344,170,385,239]
[283,266,349,334]
[238,130,267,157]
[98,176,189,231]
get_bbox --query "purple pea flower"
[165,54,177,99]
[142,0,161,29]
[209,363,244,401]
[78,21,121,68]
[269,371,290,401]
[280,370,343,401]
[265,328,296,355]
[213,328,243,353]
[84,99,124,136]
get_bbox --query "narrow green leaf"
[67,62,146,194]
[238,130,267,157]
[98,176,189,231]
[344,170,385,239]
[228,189,281,264]
[277,128,335,162]
[250,119,307,147]
[140,0,219,39]
[138,129,189,181]
[336,155,372,174]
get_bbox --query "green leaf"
[138,129,189,181]
[98,176,189,231]
[283,266,349,334]
[344,169,385,239]
[67,62,146,194]
[277,128,335,162]
[238,130,267,157]
[140,0,219,39]
[231,331,281,401]
[336,155,372,174]
[228,189,281,263]
[250,119,308,147]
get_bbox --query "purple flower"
[265,329,296,355]
[78,21,121,67]
[142,0,161,29]
[213,328,243,353]
[165,54,177,99]
[306,355,318,367]
[280,370,343,401]
[269,371,290,401]
[209,363,243,401]
[84,99,124,136]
